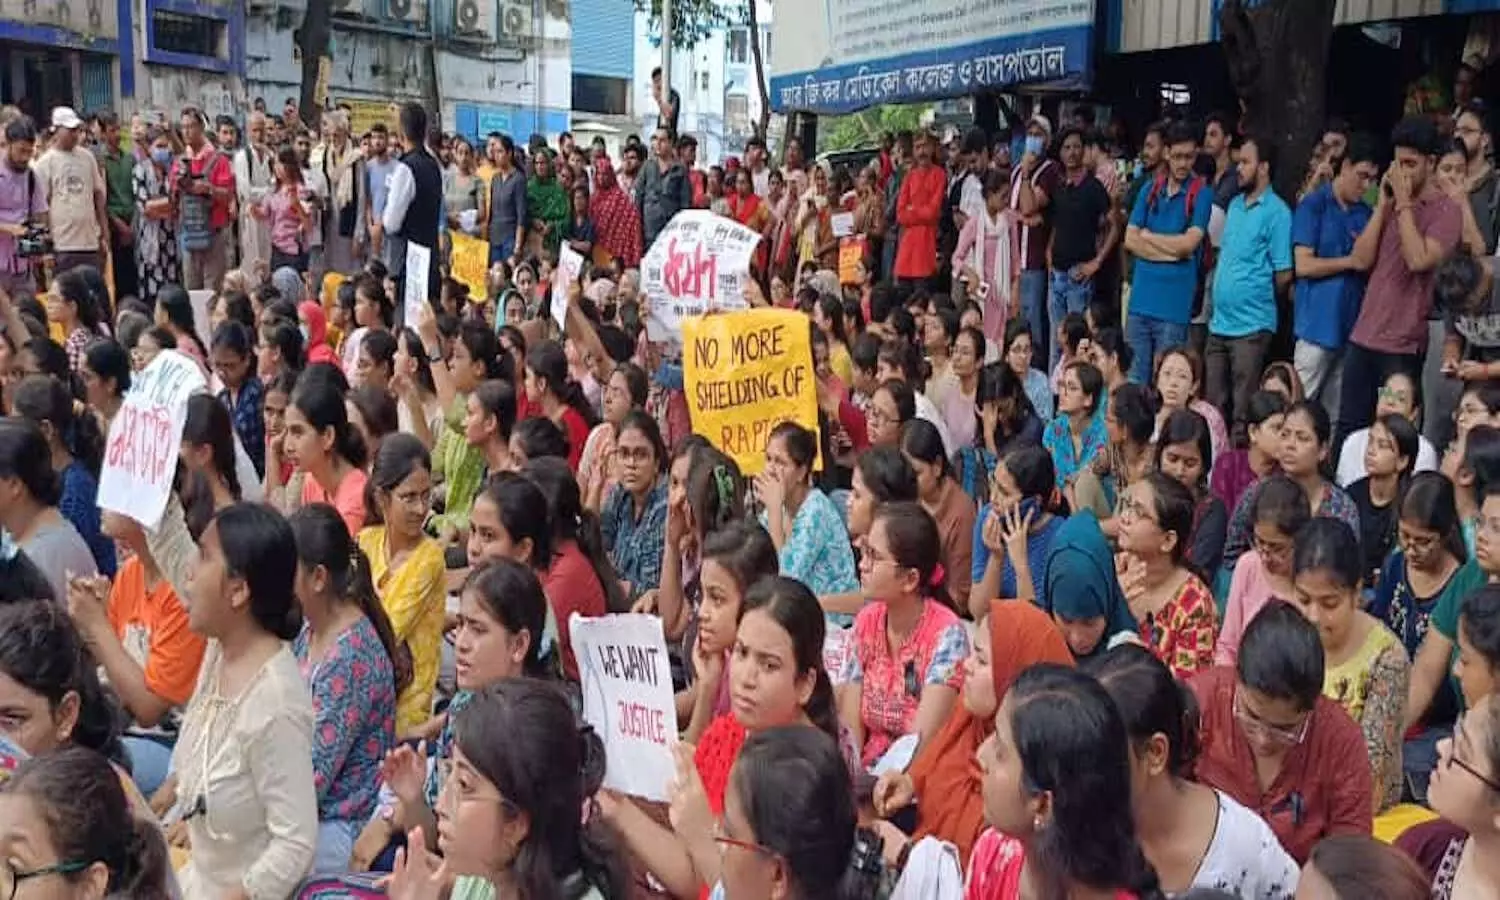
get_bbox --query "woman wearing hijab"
[870,600,1073,867]
[526,150,570,259]
[589,155,643,268]
[298,301,341,369]
[1042,510,1138,662]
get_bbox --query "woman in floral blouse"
[1291,518,1411,816]
[288,504,400,874]
[757,421,860,599]
[1115,472,1218,679]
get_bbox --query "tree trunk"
[296,0,334,131]
[747,0,771,140]
[1218,0,1337,201]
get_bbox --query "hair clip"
[712,464,734,510]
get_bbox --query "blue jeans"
[488,236,516,265]
[1018,269,1048,368]
[1048,269,1095,369]
[1125,313,1189,384]
[124,734,174,798]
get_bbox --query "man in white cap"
[31,106,108,280]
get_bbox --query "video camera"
[15,223,52,259]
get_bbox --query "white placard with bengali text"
[97,350,207,530]
[643,210,760,343]
[404,242,432,326]
[552,244,586,329]
[570,613,678,802]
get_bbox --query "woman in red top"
[523,339,596,472]
[601,575,843,899]
[968,664,1163,900]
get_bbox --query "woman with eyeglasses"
[1001,320,1052,421]
[600,411,670,603]
[1190,600,1373,864]
[1216,475,1310,667]
[1043,360,1109,499]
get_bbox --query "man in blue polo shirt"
[1124,122,1213,383]
[1206,133,1294,438]
[1291,135,1379,422]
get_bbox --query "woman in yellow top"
[812,294,854,387]
[1290,518,1411,816]
[359,433,446,738]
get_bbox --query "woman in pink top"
[281,365,369,536]
[952,170,1021,344]
[968,663,1159,899]
[251,147,313,273]
[1214,475,1310,666]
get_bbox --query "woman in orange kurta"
[871,600,1074,865]
[894,134,946,280]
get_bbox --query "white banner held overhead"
[643,210,760,343]
[97,350,207,530]
[404,242,432,327]
[570,613,678,802]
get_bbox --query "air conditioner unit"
[386,0,422,25]
[498,0,533,39]
[330,0,361,12]
[454,0,495,39]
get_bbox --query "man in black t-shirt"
[651,67,681,139]
[1047,126,1118,368]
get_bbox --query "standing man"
[1010,114,1060,366]
[893,130,945,286]
[882,131,912,281]
[783,136,807,173]
[1292,134,1378,422]
[33,106,109,279]
[0,116,47,296]
[380,102,443,323]
[637,127,691,247]
[619,142,644,199]
[96,112,137,300]
[175,106,236,290]
[1046,126,1116,368]
[233,112,274,280]
[745,136,771,197]
[678,135,706,208]
[360,123,399,267]
[485,133,526,267]
[1122,122,1212,384]
[1204,134,1294,437]
[652,67,680,138]
[1338,116,1463,440]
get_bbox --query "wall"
[444,0,572,142]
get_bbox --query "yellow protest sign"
[450,233,490,300]
[682,308,820,476]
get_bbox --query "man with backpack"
[174,105,235,291]
[1122,121,1213,384]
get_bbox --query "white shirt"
[1335,426,1440,487]
[752,165,770,198]
[914,390,956,457]
[382,160,416,233]
[1191,790,1300,899]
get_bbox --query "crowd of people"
[3,65,1500,899]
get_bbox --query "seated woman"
[953,361,1044,504]
[1190,600,1374,863]
[865,379,917,450]
[1369,472,1480,804]
[163,503,319,897]
[464,378,519,479]
[901,419,976,605]
[705,725,877,900]
[1042,510,1138,663]
[0,419,95,606]
[1153,346,1228,466]
[465,473,562,672]
[821,447,919,624]
[1216,475,1311,666]
[1095,644,1299,897]
[386,679,631,900]
[969,446,1069,617]
[1334,370,1439,487]
[422,319,506,543]
[1301,835,1430,900]
[1042,360,1108,496]
[1001,320,1052,422]
[840,502,968,769]
[1157,408,1228,580]
[1346,414,1419,592]
[1210,390,1286,520]
[871,600,1073,867]
[603,576,849,898]
[758,421,860,598]
[65,510,207,799]
[1075,382,1158,534]
[359,434,446,740]
[277,364,370,535]
[966,665,1160,899]
[1115,473,1218,679]
[600,410,670,604]
[180,393,247,541]
[1290,518,1410,815]
[289,504,401,875]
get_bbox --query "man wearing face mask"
[1010,114,1060,366]
[0,116,48,295]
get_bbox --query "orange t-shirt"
[108,557,208,707]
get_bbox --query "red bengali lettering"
[661,237,717,302]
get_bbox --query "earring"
[1032,815,1044,831]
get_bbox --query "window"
[151,9,224,58]
[762,28,771,66]
[728,28,748,65]
[572,74,628,116]
[726,94,749,131]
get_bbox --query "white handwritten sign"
[97,350,207,530]
[552,244,586,329]
[404,242,432,327]
[643,210,760,343]
[570,613,678,801]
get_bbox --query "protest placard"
[449,234,489,301]
[570,613,678,802]
[97,350,208,530]
[643,210,760,342]
[682,308,820,476]
[552,244,586,329]
[838,236,867,286]
[404,243,432,326]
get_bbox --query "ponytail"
[1122,844,1166,900]
[580,509,628,612]
[112,814,175,900]
[521,457,627,613]
[805,667,841,746]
